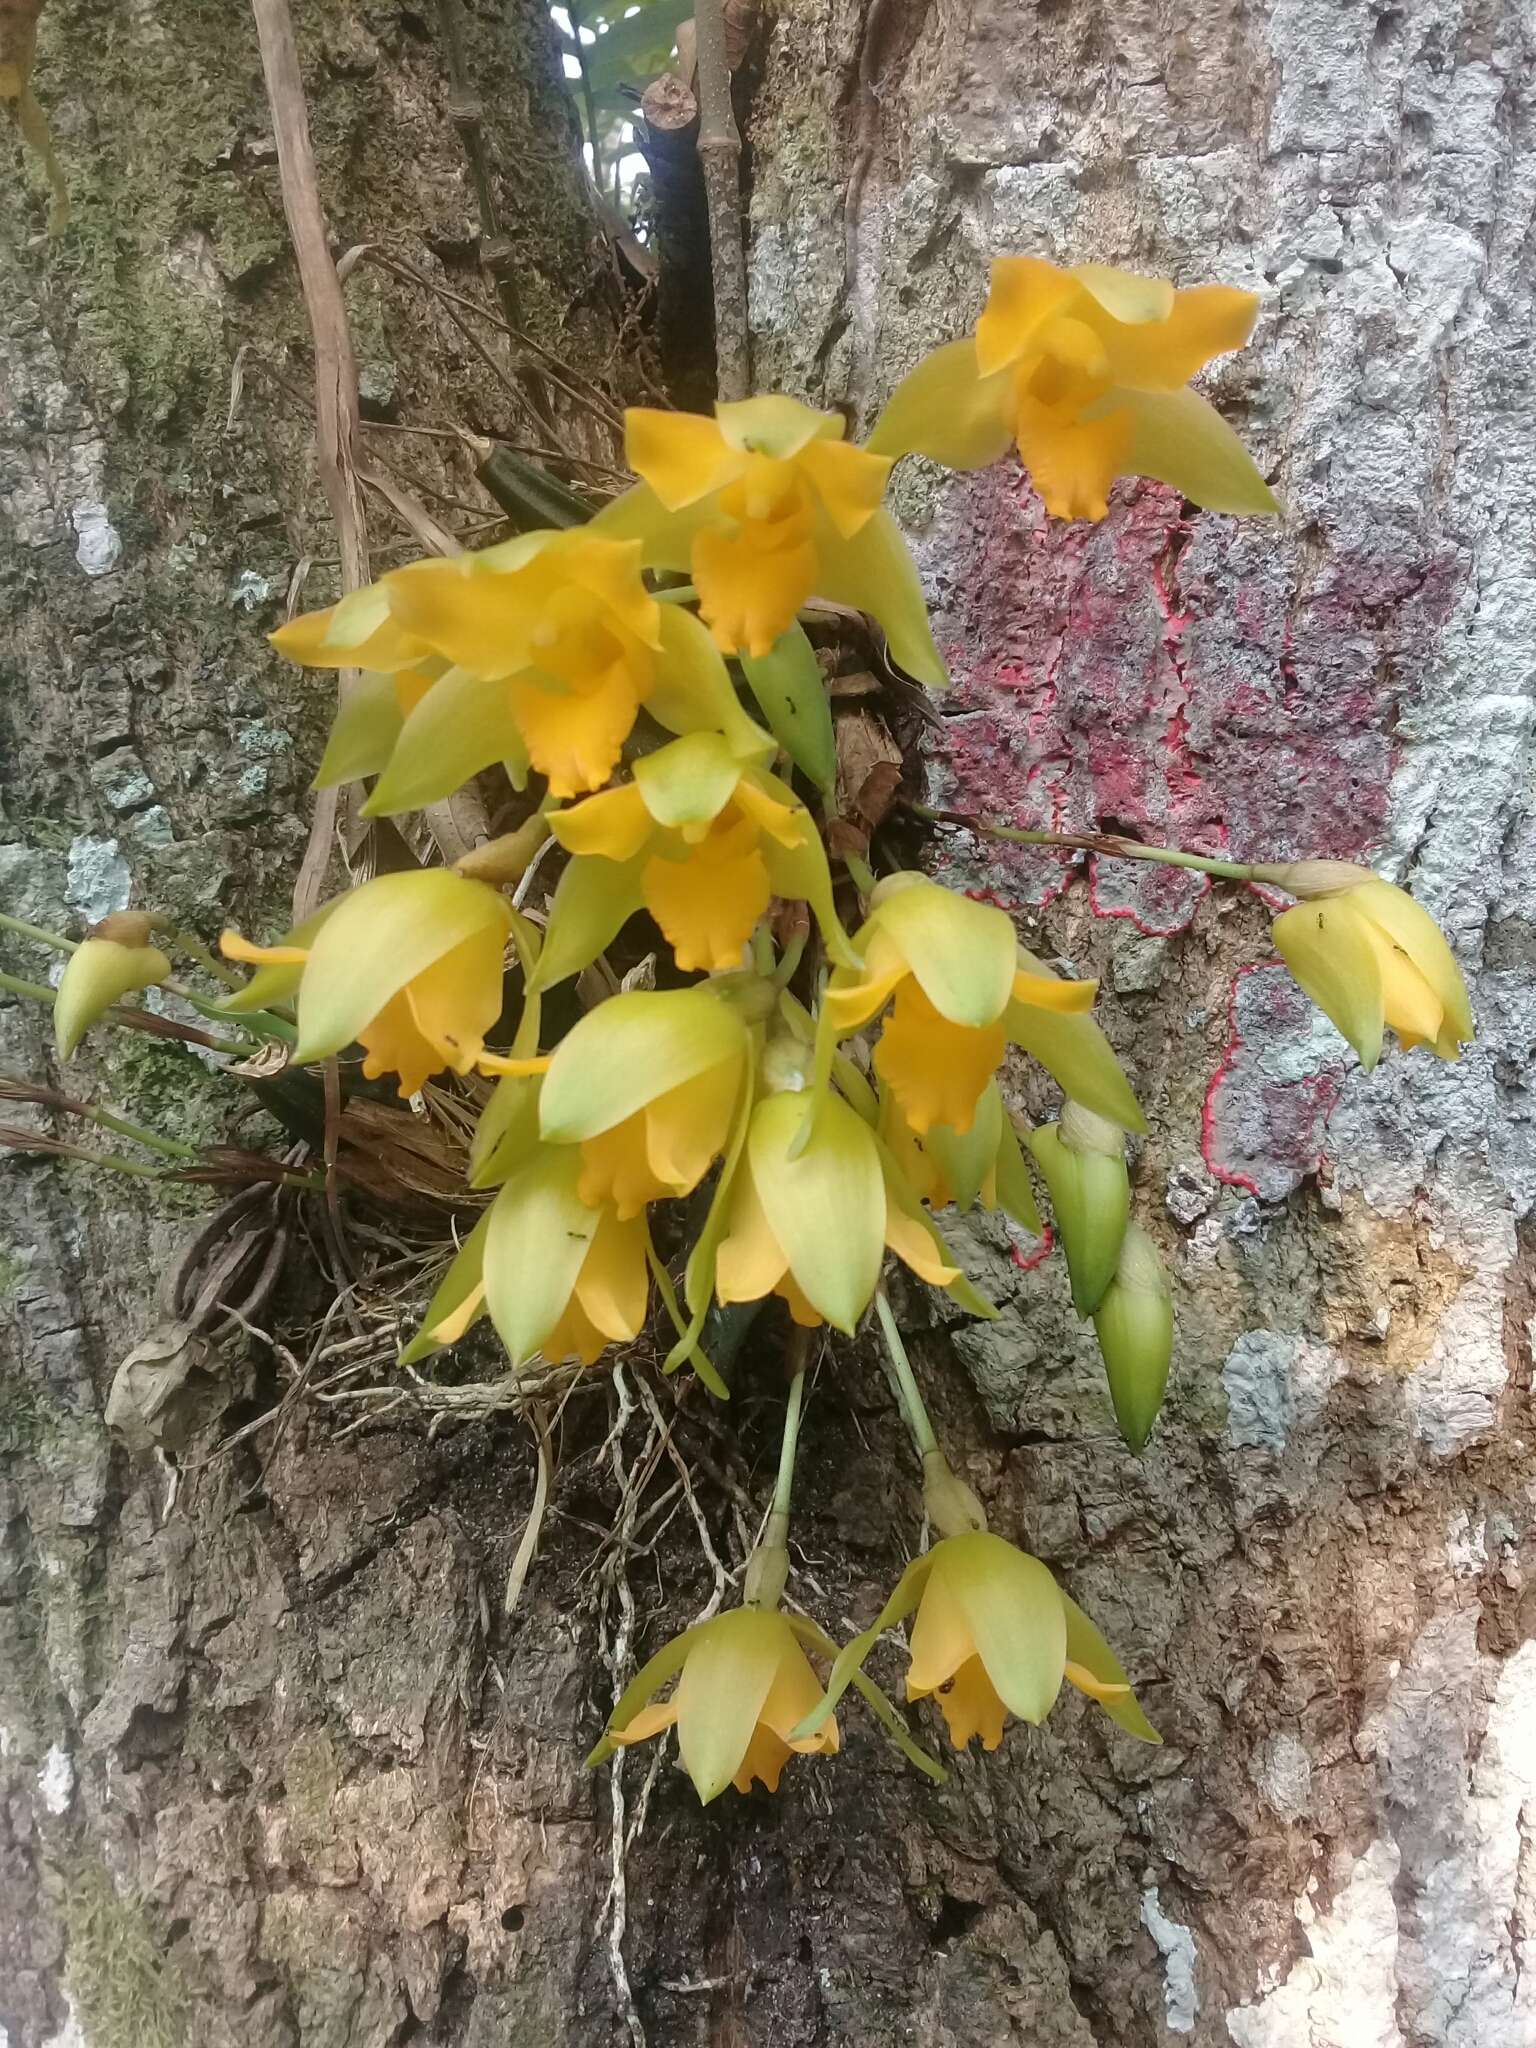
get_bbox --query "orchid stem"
[655,582,698,605]
[0,912,77,954]
[874,1289,939,1461]
[167,929,246,993]
[72,1098,202,1162]
[746,1327,810,1608]
[907,801,1258,883]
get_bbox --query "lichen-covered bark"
[3,2,1534,2047]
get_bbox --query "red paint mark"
[1009,1221,1054,1272]
[1202,964,1266,1196]
[925,465,1469,927]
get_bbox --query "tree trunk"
[4,1,1534,2046]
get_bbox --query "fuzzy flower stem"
[906,802,1259,883]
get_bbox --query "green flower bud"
[1027,1110,1130,1317]
[1092,1223,1173,1452]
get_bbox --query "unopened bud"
[1092,1223,1173,1453]
[1249,860,1371,899]
[454,815,552,885]
[1059,1101,1126,1158]
[54,935,172,1059]
[922,1451,987,1538]
[760,1033,811,1095]
[1027,1120,1130,1318]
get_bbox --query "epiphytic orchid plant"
[10,254,1473,1804]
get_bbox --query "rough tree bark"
[3,3,1534,2048]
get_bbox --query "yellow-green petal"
[716,394,839,460]
[362,669,518,816]
[1061,1591,1161,1743]
[1070,263,1176,325]
[469,1070,544,1190]
[646,604,775,762]
[1005,1003,1147,1132]
[1350,880,1474,1046]
[587,481,710,574]
[815,507,948,690]
[793,1554,937,1739]
[873,876,1018,1027]
[1272,898,1385,1069]
[527,852,646,991]
[53,939,172,1059]
[923,1082,1005,1210]
[992,1110,1043,1236]
[1114,386,1278,517]
[587,1619,714,1767]
[399,1208,492,1366]
[292,872,512,1065]
[483,1147,600,1366]
[632,730,743,830]
[866,338,1016,472]
[749,1092,885,1333]
[674,1606,789,1803]
[539,987,746,1144]
[313,672,407,790]
[940,1531,1067,1725]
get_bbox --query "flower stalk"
[907,802,1258,882]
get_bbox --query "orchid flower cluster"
[54,257,1474,1803]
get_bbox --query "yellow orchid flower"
[820,873,1141,1138]
[880,1081,1043,1239]
[800,1531,1160,1754]
[1259,864,1475,1071]
[713,1091,987,1332]
[510,984,756,1217]
[275,532,767,804]
[592,395,946,685]
[220,871,528,1099]
[52,914,172,1059]
[400,1146,648,1369]
[589,1606,839,1801]
[535,731,856,983]
[869,255,1275,522]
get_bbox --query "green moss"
[62,1854,189,2048]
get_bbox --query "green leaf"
[739,625,837,793]
[539,987,746,1143]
